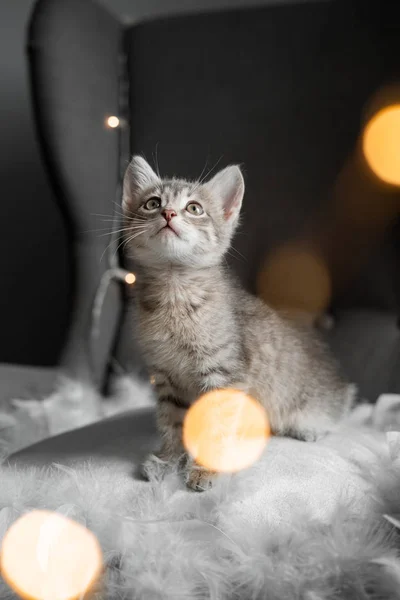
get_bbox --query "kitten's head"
[122,156,244,268]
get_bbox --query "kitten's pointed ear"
[123,156,160,213]
[204,165,244,223]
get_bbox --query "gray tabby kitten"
[122,156,355,491]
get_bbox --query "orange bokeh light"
[0,510,103,600]
[183,389,270,473]
[257,243,331,318]
[363,104,400,186]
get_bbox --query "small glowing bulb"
[363,104,400,186]
[106,115,120,128]
[124,272,136,285]
[0,510,103,600]
[183,388,270,473]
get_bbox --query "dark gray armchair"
[2,0,399,417]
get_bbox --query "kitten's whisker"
[99,227,146,263]
[112,200,126,216]
[129,218,148,224]
[226,250,245,264]
[229,246,247,261]
[92,206,126,219]
[100,240,116,264]
[100,238,123,264]
[191,155,224,194]
[154,143,161,178]
[125,214,148,223]
[80,227,122,234]
[197,157,209,182]
[113,229,146,259]
[191,157,210,194]
[94,219,123,224]
[91,213,123,220]
[91,216,125,228]
[82,227,129,235]
[94,223,147,235]
[124,230,147,244]
[126,226,149,233]
[97,227,137,238]
[199,155,223,185]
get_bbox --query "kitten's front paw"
[186,465,216,492]
[140,453,171,482]
[286,428,328,442]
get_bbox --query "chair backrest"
[28,0,129,387]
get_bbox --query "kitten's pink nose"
[162,209,177,222]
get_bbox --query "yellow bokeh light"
[0,510,103,600]
[124,272,136,285]
[363,104,400,186]
[106,116,120,128]
[257,243,331,318]
[183,389,270,473]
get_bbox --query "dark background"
[0,1,69,366]
[0,0,329,368]
[0,0,296,368]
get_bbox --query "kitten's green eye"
[144,197,161,210]
[186,202,204,216]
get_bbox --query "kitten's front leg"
[279,410,339,442]
[141,396,188,482]
[143,395,218,491]
[185,381,252,491]
[142,400,217,490]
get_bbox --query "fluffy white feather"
[0,400,400,599]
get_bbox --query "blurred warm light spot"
[363,104,400,186]
[124,272,136,285]
[106,116,120,128]
[332,153,399,230]
[183,389,270,473]
[257,243,331,318]
[0,510,103,600]
[149,375,156,385]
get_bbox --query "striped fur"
[123,157,356,490]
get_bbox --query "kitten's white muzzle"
[158,224,179,237]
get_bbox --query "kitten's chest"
[137,281,223,368]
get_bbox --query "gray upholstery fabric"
[8,407,158,472]
[28,0,126,386]
[0,365,58,406]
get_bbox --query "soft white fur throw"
[1,397,400,599]
[0,375,155,455]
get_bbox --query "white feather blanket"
[0,396,400,599]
